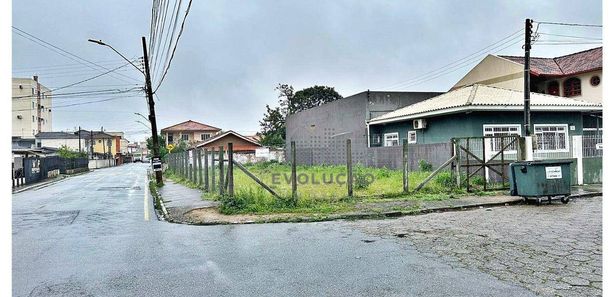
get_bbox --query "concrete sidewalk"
[158,179,220,221]
[156,180,602,225]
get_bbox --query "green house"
[367,84,602,153]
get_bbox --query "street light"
[87,39,144,75]
[134,112,150,122]
[89,37,163,184]
[136,120,150,129]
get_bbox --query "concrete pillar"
[573,135,583,185]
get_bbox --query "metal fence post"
[346,139,353,197]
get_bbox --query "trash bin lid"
[510,159,573,166]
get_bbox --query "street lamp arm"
[88,39,145,75]
[134,112,150,122]
[136,120,151,129]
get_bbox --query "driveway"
[12,163,540,296]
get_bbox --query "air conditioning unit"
[413,119,427,130]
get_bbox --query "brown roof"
[193,130,262,149]
[499,47,602,77]
[161,120,221,132]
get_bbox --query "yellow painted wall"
[452,55,524,90]
[92,138,117,154]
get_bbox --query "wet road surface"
[13,163,535,296]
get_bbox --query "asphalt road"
[13,163,535,297]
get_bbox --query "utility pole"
[523,18,533,137]
[90,130,94,159]
[142,36,163,184]
[78,126,82,153]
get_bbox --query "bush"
[353,166,373,190]
[435,171,456,188]
[418,160,433,172]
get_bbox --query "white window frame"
[383,132,399,147]
[180,134,189,141]
[483,124,521,154]
[534,124,569,153]
[407,131,417,144]
[201,133,211,141]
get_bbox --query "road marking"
[144,181,150,221]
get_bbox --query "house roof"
[161,120,221,132]
[368,84,602,125]
[75,130,114,139]
[194,130,262,149]
[36,132,79,139]
[499,47,602,76]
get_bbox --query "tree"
[259,84,342,147]
[57,145,87,159]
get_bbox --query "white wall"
[38,138,82,150]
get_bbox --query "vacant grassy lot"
[165,161,492,215]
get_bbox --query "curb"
[12,170,94,194]
[155,191,602,226]
[12,176,67,194]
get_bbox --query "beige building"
[12,76,53,138]
[161,120,221,146]
[452,47,602,103]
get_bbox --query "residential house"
[194,130,262,153]
[161,120,221,146]
[106,132,130,155]
[367,84,601,155]
[76,130,116,157]
[35,132,81,151]
[452,47,602,104]
[12,76,53,138]
[285,90,442,165]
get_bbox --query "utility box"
[509,160,572,204]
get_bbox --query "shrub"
[435,171,456,188]
[418,160,433,172]
[353,166,373,190]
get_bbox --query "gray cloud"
[13,0,602,141]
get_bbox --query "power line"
[395,37,524,90]
[537,33,602,41]
[380,28,523,90]
[537,21,602,28]
[12,95,143,111]
[11,60,140,98]
[12,27,142,84]
[153,0,193,93]
[153,0,182,83]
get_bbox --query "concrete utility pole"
[87,37,163,184]
[523,18,533,137]
[78,126,82,153]
[141,36,163,184]
[90,130,94,159]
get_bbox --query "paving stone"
[351,197,602,297]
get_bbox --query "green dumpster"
[509,160,573,205]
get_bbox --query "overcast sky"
[12,0,602,142]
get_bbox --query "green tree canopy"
[259,84,342,147]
